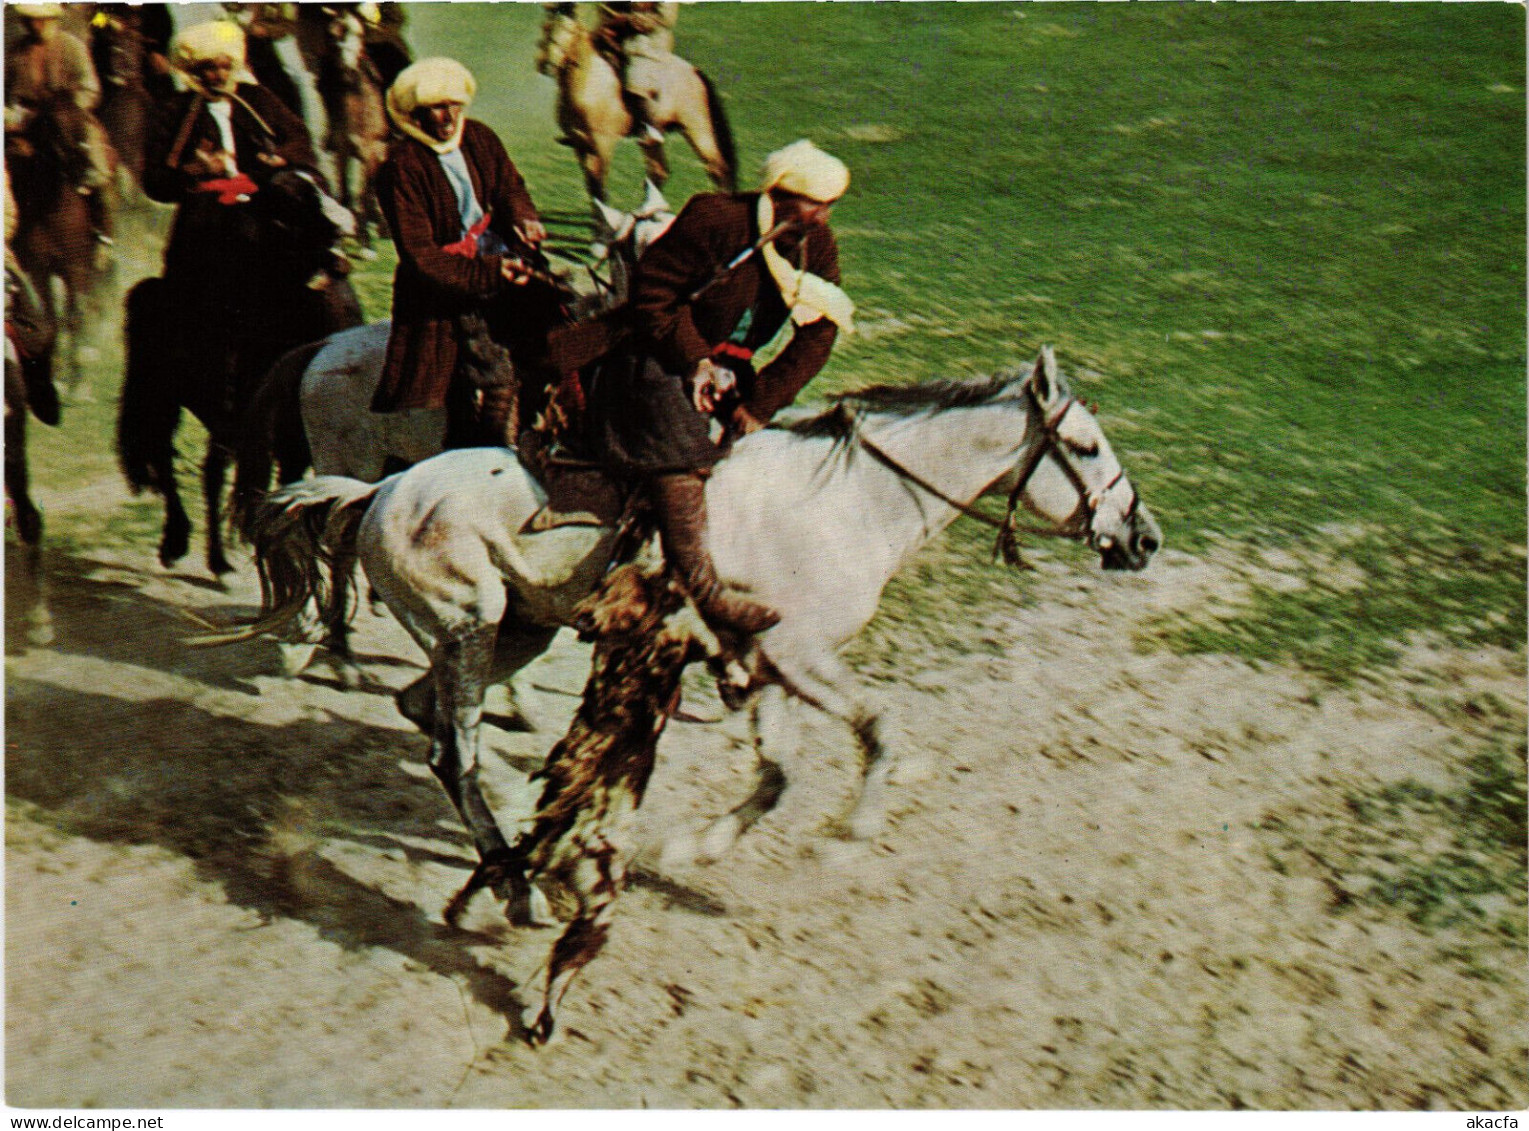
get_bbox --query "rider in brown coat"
[143,20,322,290]
[371,57,559,448]
[588,139,855,636]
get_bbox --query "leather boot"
[651,471,780,636]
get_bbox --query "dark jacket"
[371,119,541,412]
[143,84,319,288]
[587,191,840,475]
[630,190,840,422]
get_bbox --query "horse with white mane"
[236,346,1162,920]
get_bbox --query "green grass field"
[23,2,1527,684]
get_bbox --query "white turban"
[12,5,63,20]
[760,140,850,204]
[171,20,250,90]
[386,57,477,153]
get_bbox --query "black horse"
[117,169,362,577]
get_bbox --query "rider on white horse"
[583,139,855,638]
[372,57,562,450]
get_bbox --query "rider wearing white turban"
[760,138,850,205]
[386,57,477,154]
[170,20,255,93]
[757,140,855,334]
[580,140,854,638]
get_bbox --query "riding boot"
[650,470,780,636]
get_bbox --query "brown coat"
[372,120,541,412]
[630,190,840,422]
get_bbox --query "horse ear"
[640,179,671,219]
[591,197,626,236]
[1031,344,1063,405]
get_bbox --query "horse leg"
[60,278,91,403]
[4,407,53,647]
[157,452,192,569]
[681,683,794,865]
[637,133,670,190]
[203,441,234,578]
[684,127,732,194]
[771,652,895,841]
[396,620,558,735]
[581,136,617,202]
[430,623,533,925]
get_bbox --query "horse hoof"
[522,1005,557,1047]
[25,614,55,648]
[159,539,188,569]
[277,641,320,677]
[329,655,363,689]
[846,805,887,842]
[694,815,741,865]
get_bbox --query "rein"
[849,384,1117,566]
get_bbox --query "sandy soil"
[5,498,1525,1110]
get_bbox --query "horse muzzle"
[1097,505,1162,572]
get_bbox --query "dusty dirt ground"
[5,484,1526,1110]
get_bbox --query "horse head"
[1005,346,1162,571]
[248,168,352,286]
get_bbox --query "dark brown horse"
[6,95,116,399]
[117,168,362,577]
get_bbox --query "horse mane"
[777,372,1026,441]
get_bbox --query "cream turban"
[171,20,247,71]
[760,140,850,204]
[12,5,63,20]
[386,57,477,153]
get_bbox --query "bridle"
[850,378,1139,566]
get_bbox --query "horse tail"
[194,475,379,647]
[230,338,324,538]
[117,277,175,495]
[698,71,737,191]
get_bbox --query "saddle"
[517,422,637,536]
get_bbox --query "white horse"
[238,347,1162,912]
[232,185,676,672]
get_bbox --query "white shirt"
[206,100,239,173]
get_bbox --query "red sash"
[442,213,493,258]
[194,174,260,205]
